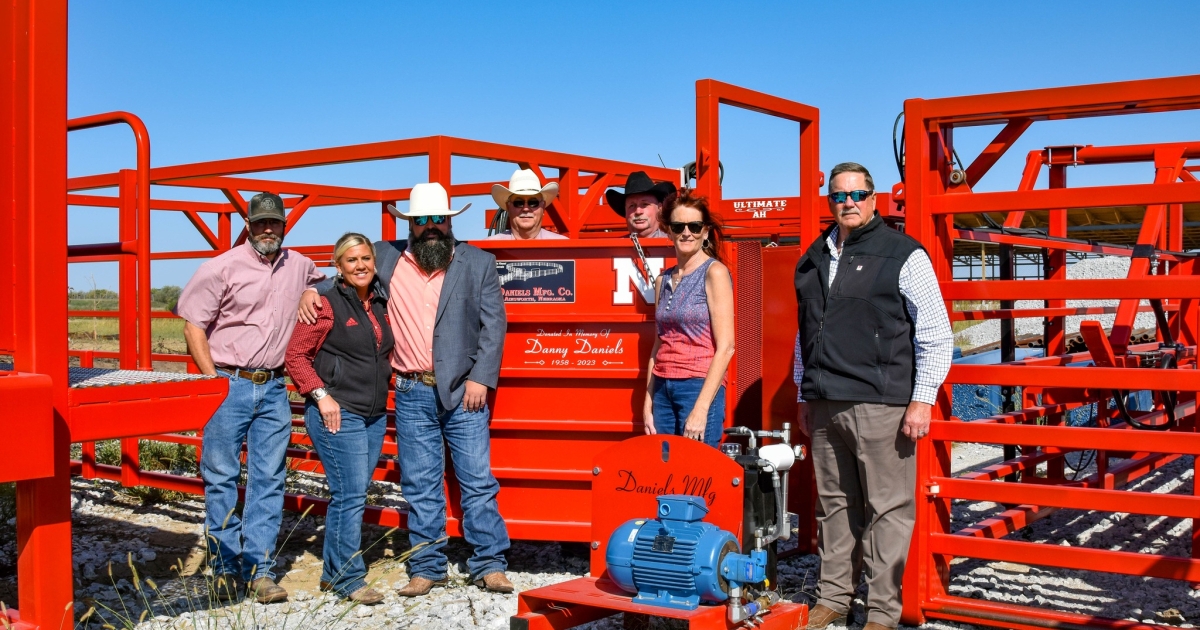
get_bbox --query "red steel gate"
[901,73,1200,629]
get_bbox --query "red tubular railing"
[67,112,152,370]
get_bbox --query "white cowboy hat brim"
[386,202,471,220]
[491,182,559,209]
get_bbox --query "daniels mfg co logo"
[732,198,788,219]
[614,469,717,507]
[496,260,576,303]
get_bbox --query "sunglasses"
[412,215,448,226]
[829,190,874,204]
[669,221,706,235]
[510,197,542,209]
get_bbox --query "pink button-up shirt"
[177,242,324,369]
[388,251,445,373]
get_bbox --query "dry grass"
[68,316,189,371]
[951,300,1001,334]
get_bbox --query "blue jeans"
[304,402,386,596]
[200,373,292,581]
[651,377,726,448]
[394,377,510,581]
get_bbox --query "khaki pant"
[809,399,915,627]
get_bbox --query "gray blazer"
[317,239,506,410]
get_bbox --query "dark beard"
[409,228,454,272]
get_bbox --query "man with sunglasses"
[793,163,952,630]
[487,168,567,240]
[298,182,512,597]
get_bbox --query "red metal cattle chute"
[902,74,1200,630]
[63,135,681,539]
[55,80,824,549]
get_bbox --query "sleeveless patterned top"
[653,257,718,379]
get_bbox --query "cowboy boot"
[395,576,449,597]
[211,575,240,602]
[245,576,288,604]
[806,604,848,629]
[473,572,514,594]
[345,586,386,605]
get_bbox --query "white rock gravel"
[955,256,1159,351]
[3,439,1196,630]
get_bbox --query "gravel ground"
[955,256,1158,351]
[5,439,1197,629]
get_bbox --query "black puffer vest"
[794,214,922,404]
[312,278,395,417]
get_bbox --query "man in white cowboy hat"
[298,182,513,596]
[487,168,567,240]
[606,170,676,239]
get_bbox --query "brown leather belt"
[397,370,437,387]
[217,366,283,385]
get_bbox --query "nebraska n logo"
[612,257,665,305]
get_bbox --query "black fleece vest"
[312,281,395,418]
[794,215,922,405]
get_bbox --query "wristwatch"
[311,387,329,401]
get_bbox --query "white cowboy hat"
[387,182,471,219]
[490,169,559,209]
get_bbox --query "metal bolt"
[592,467,601,476]
[732,477,741,486]
[949,169,967,185]
[591,541,600,550]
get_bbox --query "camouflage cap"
[248,192,286,223]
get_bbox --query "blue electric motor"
[606,494,767,610]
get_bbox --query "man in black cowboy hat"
[606,171,676,238]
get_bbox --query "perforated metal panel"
[0,363,215,388]
[732,241,763,428]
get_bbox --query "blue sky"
[67,1,1200,290]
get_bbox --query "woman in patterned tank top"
[642,190,735,447]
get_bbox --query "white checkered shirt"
[793,225,953,405]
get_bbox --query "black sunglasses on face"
[413,215,447,226]
[669,221,705,235]
[510,197,542,209]
[829,190,874,204]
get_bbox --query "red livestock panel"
[901,73,1200,629]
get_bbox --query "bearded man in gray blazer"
[300,182,510,597]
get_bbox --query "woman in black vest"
[285,232,394,605]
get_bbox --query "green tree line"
[68,286,183,311]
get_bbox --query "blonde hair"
[333,232,375,264]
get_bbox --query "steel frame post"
[118,169,137,369]
[999,242,1017,480]
[1043,164,1068,481]
[4,0,73,627]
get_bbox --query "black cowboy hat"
[605,171,678,217]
